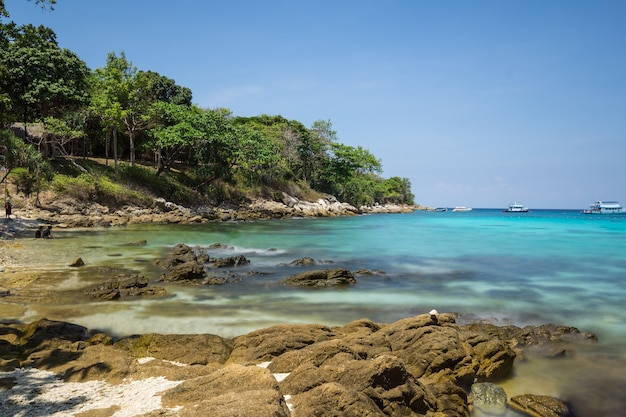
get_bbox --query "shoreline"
[1,196,427,238]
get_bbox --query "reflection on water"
[2,211,626,416]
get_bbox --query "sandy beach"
[0,366,183,417]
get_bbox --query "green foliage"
[1,129,51,197]
[117,163,198,205]
[50,173,150,207]
[0,23,89,124]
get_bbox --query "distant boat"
[503,202,530,213]
[582,201,625,214]
[434,207,448,212]
[452,206,472,212]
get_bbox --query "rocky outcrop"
[460,322,597,359]
[14,194,425,229]
[156,244,252,285]
[157,243,207,282]
[0,314,591,417]
[83,274,167,300]
[212,255,250,268]
[282,268,357,287]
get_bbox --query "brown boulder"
[157,243,200,268]
[289,381,386,417]
[282,355,440,416]
[509,394,574,417]
[228,323,335,364]
[161,364,290,417]
[460,328,516,381]
[270,338,372,373]
[380,314,476,386]
[425,382,470,417]
[161,260,206,281]
[114,333,233,366]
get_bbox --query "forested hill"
[0,1,414,209]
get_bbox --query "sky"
[5,0,626,209]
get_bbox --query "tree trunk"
[113,126,119,177]
[129,131,135,166]
[105,130,110,166]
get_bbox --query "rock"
[161,261,206,282]
[83,274,167,300]
[426,382,470,417]
[380,313,476,387]
[114,333,233,366]
[509,394,574,417]
[289,381,386,417]
[289,256,318,266]
[163,243,200,267]
[119,239,147,246]
[0,315,588,417]
[461,322,597,359]
[161,364,290,417]
[0,287,10,296]
[157,243,208,282]
[212,255,250,268]
[208,243,233,250]
[460,328,516,381]
[470,382,507,415]
[69,257,85,267]
[282,268,356,287]
[228,323,335,364]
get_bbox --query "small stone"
[69,257,85,267]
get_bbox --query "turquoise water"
[10,209,626,416]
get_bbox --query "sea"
[7,209,626,416]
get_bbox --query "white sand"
[0,367,183,417]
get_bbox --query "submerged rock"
[282,268,356,287]
[509,394,574,417]
[470,382,507,415]
[83,274,167,300]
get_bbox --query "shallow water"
[3,209,626,416]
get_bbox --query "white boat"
[582,201,625,214]
[452,206,472,212]
[503,202,530,213]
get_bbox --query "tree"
[0,129,52,202]
[193,108,240,185]
[231,125,280,186]
[137,70,192,106]
[124,70,193,166]
[147,102,204,176]
[382,176,414,204]
[90,52,133,176]
[0,23,89,128]
[306,119,337,187]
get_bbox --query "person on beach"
[4,198,11,219]
[42,225,53,239]
[35,226,43,238]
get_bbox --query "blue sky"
[6,0,626,209]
